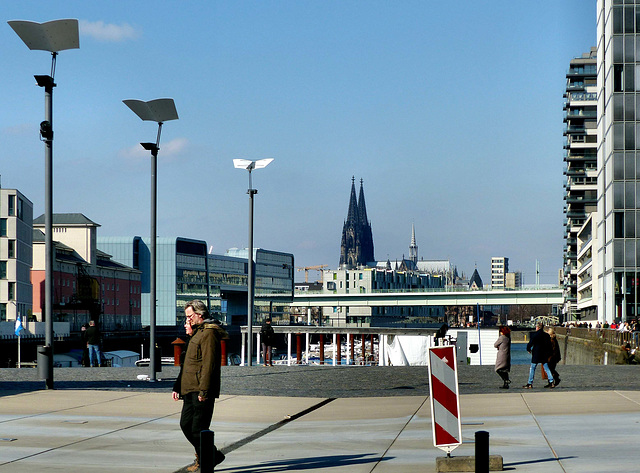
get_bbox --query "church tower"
[340,177,375,269]
[409,223,418,265]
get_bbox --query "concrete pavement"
[2,365,640,472]
[1,380,639,471]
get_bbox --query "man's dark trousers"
[180,392,215,456]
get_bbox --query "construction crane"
[296,265,328,283]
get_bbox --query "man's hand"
[198,395,206,402]
[172,391,180,401]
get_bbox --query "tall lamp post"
[124,98,178,380]
[233,158,274,366]
[8,19,79,389]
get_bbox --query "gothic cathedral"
[339,177,375,269]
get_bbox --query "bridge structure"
[292,286,563,308]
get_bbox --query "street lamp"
[124,98,178,380]
[233,158,274,366]
[8,19,79,390]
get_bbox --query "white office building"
[596,0,640,322]
[0,187,33,322]
[491,257,509,289]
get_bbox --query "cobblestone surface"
[2,364,640,397]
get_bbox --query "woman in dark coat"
[494,326,511,389]
[547,327,561,386]
[260,318,275,366]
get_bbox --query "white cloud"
[160,137,188,158]
[119,143,148,160]
[80,20,139,42]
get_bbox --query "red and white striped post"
[428,345,462,454]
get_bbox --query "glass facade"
[99,237,294,327]
[598,0,640,321]
[223,248,294,325]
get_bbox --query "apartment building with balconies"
[563,47,598,321]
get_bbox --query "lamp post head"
[233,158,274,172]
[8,19,79,53]
[123,98,179,123]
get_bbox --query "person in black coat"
[85,320,102,367]
[547,327,562,386]
[260,318,275,366]
[523,321,555,389]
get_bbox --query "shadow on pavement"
[504,455,577,468]
[205,453,391,472]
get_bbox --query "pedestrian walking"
[547,327,562,386]
[523,321,555,389]
[85,320,101,367]
[260,317,275,366]
[80,323,90,367]
[173,300,228,472]
[494,326,511,389]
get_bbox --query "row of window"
[6,195,25,220]
[54,278,140,293]
[613,151,640,180]
[613,93,640,122]
[612,122,640,150]
[612,5,640,35]
[56,295,141,309]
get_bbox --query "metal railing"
[556,326,640,347]
[301,285,562,295]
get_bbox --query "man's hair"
[185,299,209,319]
[536,321,544,328]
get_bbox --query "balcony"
[566,195,597,204]
[564,125,587,135]
[565,109,597,119]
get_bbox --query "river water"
[511,342,530,365]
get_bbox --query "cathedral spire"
[346,176,359,225]
[340,177,375,269]
[409,223,418,264]
[357,178,368,227]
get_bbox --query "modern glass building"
[223,248,294,325]
[563,47,598,320]
[596,0,640,322]
[98,237,294,327]
[98,237,208,326]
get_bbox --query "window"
[8,195,15,216]
[615,212,624,238]
[17,198,23,220]
[0,261,6,279]
[8,282,15,301]
[8,240,15,259]
[0,219,6,237]
[615,64,624,92]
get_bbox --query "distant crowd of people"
[563,319,640,332]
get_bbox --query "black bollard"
[475,430,489,473]
[200,430,215,472]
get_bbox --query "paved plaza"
[1,365,639,472]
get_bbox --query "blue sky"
[1,1,596,284]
